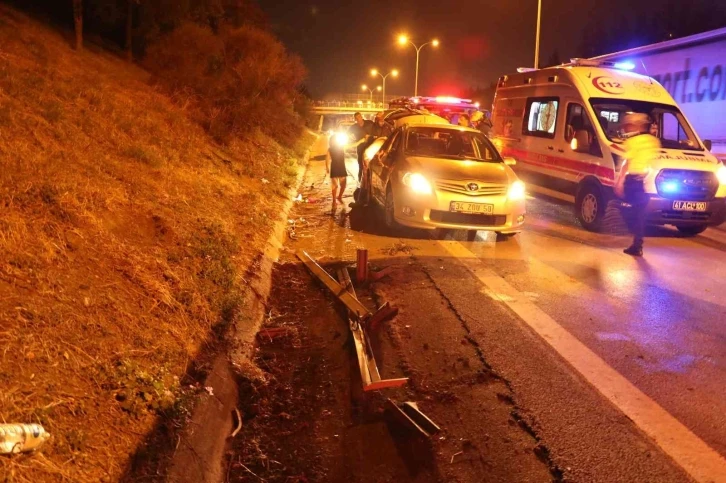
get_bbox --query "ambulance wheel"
[676,224,708,236]
[576,183,605,232]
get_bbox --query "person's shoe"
[623,245,643,257]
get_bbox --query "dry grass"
[0,6,313,482]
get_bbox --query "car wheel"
[495,232,517,242]
[435,228,451,240]
[576,183,605,232]
[384,185,399,230]
[676,224,708,236]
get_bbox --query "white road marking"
[437,239,726,483]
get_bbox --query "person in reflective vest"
[614,113,661,257]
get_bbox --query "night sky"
[262,0,726,98]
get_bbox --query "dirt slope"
[0,6,312,482]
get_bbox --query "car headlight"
[507,180,526,200]
[402,172,433,195]
[333,132,349,146]
[717,165,726,185]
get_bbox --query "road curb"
[166,134,318,483]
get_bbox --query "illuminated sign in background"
[606,38,726,154]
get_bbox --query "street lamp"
[371,69,398,108]
[397,34,439,97]
[534,0,542,69]
[361,84,382,102]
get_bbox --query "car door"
[370,129,402,203]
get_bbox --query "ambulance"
[490,58,726,234]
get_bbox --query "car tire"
[435,228,451,240]
[495,232,516,242]
[576,182,605,232]
[384,185,400,230]
[676,224,708,236]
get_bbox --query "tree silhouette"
[543,50,562,68]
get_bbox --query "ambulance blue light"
[661,181,679,193]
[614,61,636,71]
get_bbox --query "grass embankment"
[0,6,312,481]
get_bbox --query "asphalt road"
[283,154,726,482]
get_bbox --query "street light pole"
[534,0,542,69]
[371,69,398,108]
[362,85,373,101]
[361,85,382,104]
[415,47,421,97]
[398,36,439,97]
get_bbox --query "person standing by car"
[326,133,348,207]
[614,113,661,257]
[457,113,471,127]
[348,112,374,181]
[470,111,492,136]
[371,112,393,138]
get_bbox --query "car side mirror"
[571,130,591,154]
[503,157,516,166]
[704,139,712,151]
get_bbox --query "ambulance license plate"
[672,201,707,212]
[450,202,494,214]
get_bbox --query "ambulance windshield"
[589,98,702,151]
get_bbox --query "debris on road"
[368,302,398,331]
[402,401,440,435]
[368,265,395,282]
[381,241,418,256]
[0,424,50,454]
[356,248,368,283]
[297,250,370,321]
[450,451,463,464]
[261,178,270,184]
[385,399,440,439]
[336,266,408,392]
[257,327,291,341]
[230,408,243,439]
[295,249,407,392]
[287,217,311,241]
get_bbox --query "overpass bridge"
[311,100,388,131]
[311,101,384,115]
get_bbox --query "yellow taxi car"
[366,123,526,240]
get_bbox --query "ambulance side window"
[523,97,559,139]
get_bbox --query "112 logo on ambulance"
[592,76,625,95]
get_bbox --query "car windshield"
[589,98,702,151]
[405,127,501,162]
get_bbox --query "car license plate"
[672,201,707,212]
[450,201,494,214]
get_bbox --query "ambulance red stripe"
[501,147,615,185]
